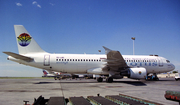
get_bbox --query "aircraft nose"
[170,63,175,70]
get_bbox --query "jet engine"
[120,68,147,79]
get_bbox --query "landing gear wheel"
[97,77,103,82]
[106,77,113,83]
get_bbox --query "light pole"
[131,37,135,55]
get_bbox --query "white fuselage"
[8,52,175,75]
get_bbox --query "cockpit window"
[166,60,170,63]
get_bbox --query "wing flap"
[3,52,34,62]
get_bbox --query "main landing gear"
[97,77,103,82]
[97,77,113,83]
[106,77,113,83]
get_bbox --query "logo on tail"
[17,33,31,47]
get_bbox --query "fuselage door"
[44,55,50,66]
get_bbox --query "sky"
[0,0,180,77]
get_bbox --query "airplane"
[42,70,71,80]
[3,25,175,83]
[43,69,91,80]
[72,74,93,79]
[42,70,57,77]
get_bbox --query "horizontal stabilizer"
[3,52,34,62]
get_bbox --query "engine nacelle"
[121,68,147,79]
[87,68,109,75]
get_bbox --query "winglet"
[103,46,112,54]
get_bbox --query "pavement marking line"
[59,80,65,97]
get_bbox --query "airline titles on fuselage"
[55,56,160,67]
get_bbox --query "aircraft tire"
[97,77,103,82]
[106,77,113,83]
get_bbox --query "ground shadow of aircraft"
[34,80,147,86]
[112,81,146,86]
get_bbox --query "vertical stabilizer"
[14,25,46,54]
[43,70,48,75]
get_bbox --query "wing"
[3,52,34,62]
[103,46,128,71]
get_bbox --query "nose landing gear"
[145,73,159,81]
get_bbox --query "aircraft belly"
[66,64,78,73]
[52,62,104,73]
[77,65,87,72]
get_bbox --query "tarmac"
[0,77,179,105]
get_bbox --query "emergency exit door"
[44,55,50,66]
